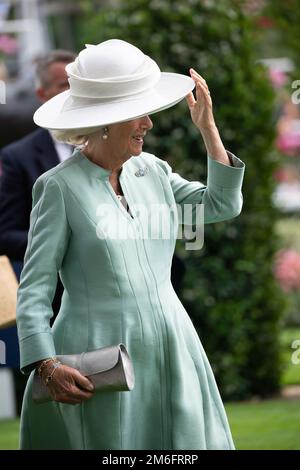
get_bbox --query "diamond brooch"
[134,167,148,177]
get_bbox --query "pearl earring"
[102,127,109,140]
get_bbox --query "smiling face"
[83,115,154,173]
[107,115,153,159]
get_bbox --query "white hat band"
[66,56,161,99]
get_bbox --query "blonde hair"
[51,127,102,146]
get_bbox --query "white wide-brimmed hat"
[33,39,195,131]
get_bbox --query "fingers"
[189,68,211,99]
[195,80,212,104]
[186,78,212,116]
[185,91,196,109]
[73,369,94,392]
[50,382,94,405]
[55,388,94,405]
[190,68,208,88]
[190,68,211,95]
[68,385,94,402]
[46,364,95,405]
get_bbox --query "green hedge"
[79,0,286,399]
[263,0,300,76]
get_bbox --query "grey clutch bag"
[32,343,135,404]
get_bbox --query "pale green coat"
[17,149,245,449]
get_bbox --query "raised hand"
[186,68,215,132]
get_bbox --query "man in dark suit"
[0,130,69,261]
[0,50,75,268]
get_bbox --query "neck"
[82,145,127,178]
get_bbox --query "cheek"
[126,135,134,148]
[115,134,132,152]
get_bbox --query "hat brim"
[33,73,195,130]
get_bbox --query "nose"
[140,115,153,130]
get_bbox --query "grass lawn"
[225,398,300,450]
[0,419,19,450]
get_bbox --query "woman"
[17,39,245,450]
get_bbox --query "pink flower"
[274,249,300,292]
[269,69,288,89]
[0,34,18,55]
[276,132,300,155]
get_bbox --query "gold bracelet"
[38,357,59,377]
[44,361,62,386]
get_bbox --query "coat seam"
[141,238,173,449]
[119,247,145,342]
[121,175,165,446]
[76,254,91,350]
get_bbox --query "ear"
[36,87,49,103]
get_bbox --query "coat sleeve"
[155,151,245,224]
[16,175,71,373]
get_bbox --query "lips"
[132,135,145,143]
